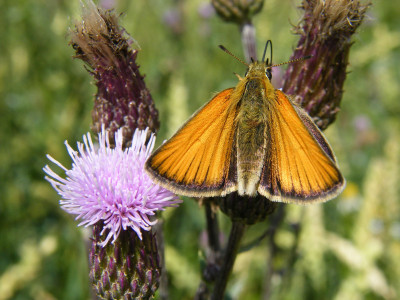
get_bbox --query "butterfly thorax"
[236,62,275,196]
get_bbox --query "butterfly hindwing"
[145,88,238,197]
[259,90,345,203]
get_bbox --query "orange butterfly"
[145,41,345,204]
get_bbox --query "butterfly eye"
[266,68,272,80]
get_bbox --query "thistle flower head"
[44,128,180,247]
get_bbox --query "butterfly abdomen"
[236,78,269,196]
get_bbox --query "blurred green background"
[1,0,399,299]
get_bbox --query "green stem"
[205,200,221,253]
[211,221,246,300]
[154,219,169,300]
[194,200,221,300]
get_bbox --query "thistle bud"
[218,193,277,225]
[90,224,160,299]
[282,0,369,130]
[70,1,159,147]
[211,0,264,24]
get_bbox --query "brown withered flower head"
[70,1,159,147]
[282,0,369,130]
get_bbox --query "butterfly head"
[246,60,273,81]
[219,42,309,83]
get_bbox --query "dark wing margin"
[145,88,239,197]
[258,91,345,203]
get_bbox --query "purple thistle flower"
[44,127,180,247]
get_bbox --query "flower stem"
[240,22,257,62]
[205,200,221,253]
[194,200,220,300]
[154,219,169,300]
[211,221,246,300]
[262,205,285,299]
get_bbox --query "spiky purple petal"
[44,127,180,246]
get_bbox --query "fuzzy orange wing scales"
[147,88,237,192]
[260,90,344,202]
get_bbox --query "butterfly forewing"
[145,88,238,196]
[259,90,345,203]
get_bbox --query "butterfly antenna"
[219,45,249,67]
[262,40,273,65]
[269,55,312,68]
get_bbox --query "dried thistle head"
[70,1,159,147]
[282,0,370,130]
[211,0,264,24]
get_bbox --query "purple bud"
[282,0,370,130]
[69,1,160,147]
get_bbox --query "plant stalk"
[211,221,246,300]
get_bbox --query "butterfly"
[145,41,345,204]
